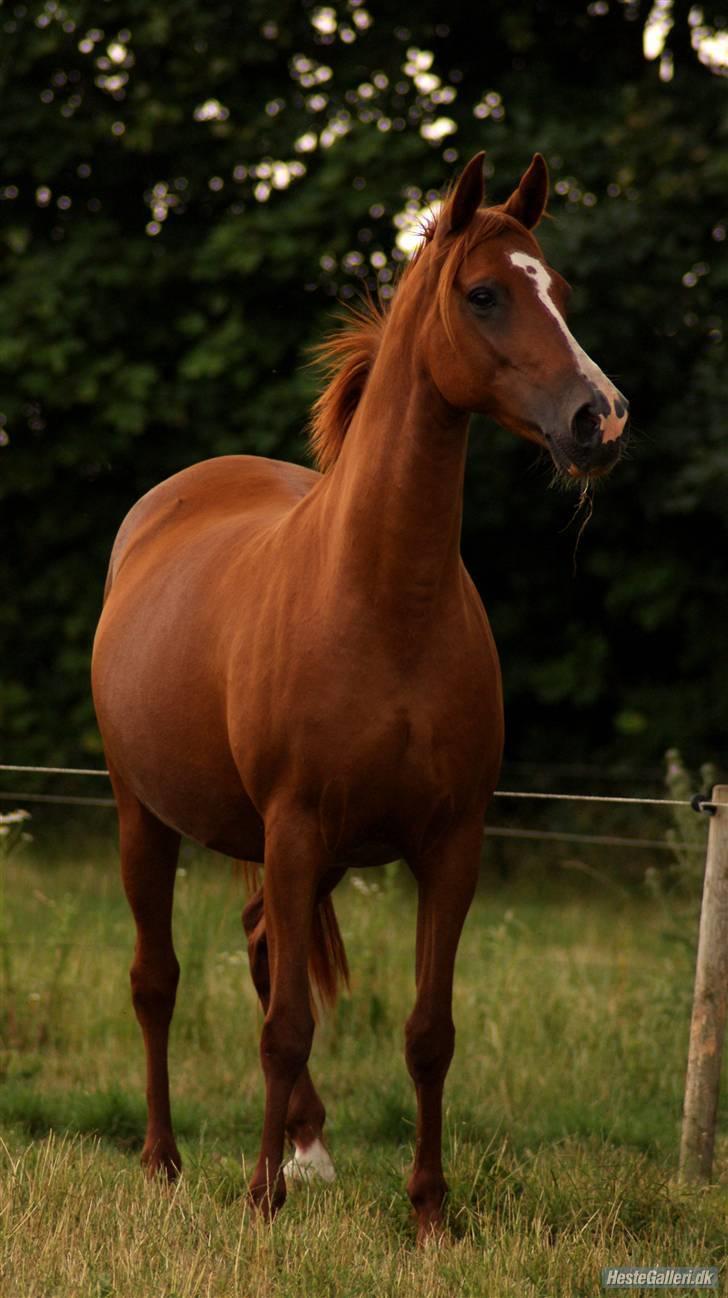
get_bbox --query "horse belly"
[99,688,266,859]
[93,565,266,859]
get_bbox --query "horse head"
[415,152,629,479]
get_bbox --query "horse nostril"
[571,403,603,449]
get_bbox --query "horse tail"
[309,894,350,1012]
[239,864,349,1014]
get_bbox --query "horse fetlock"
[407,1168,448,1216]
[286,1104,326,1148]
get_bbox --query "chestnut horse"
[92,153,628,1240]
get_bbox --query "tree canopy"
[1,0,726,774]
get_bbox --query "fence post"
[679,784,728,1182]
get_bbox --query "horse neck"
[321,285,470,624]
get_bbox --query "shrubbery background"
[1,1,726,770]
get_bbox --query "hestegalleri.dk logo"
[601,1266,718,1290]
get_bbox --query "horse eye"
[467,287,497,313]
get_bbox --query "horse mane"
[308,299,386,473]
[308,204,514,473]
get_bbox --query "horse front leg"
[405,818,481,1242]
[248,815,323,1218]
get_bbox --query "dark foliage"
[1,1,726,770]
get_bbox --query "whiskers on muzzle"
[546,421,628,481]
[559,476,595,574]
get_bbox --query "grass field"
[0,819,726,1297]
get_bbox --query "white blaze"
[508,251,626,444]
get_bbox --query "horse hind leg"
[242,884,336,1185]
[114,774,182,1180]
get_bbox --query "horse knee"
[261,1009,313,1081]
[130,955,179,1023]
[405,1013,455,1085]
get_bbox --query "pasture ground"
[0,822,726,1297]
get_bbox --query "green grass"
[0,829,726,1297]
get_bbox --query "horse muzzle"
[545,387,629,480]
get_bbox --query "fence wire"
[0,763,701,807]
[0,762,712,854]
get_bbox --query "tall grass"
[0,827,726,1296]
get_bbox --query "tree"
[1,0,726,771]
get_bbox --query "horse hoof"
[248,1189,285,1221]
[141,1143,181,1182]
[414,1209,449,1247]
[249,1177,286,1220]
[284,1137,336,1186]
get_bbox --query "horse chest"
[301,695,498,863]
[288,654,499,838]
[226,576,502,848]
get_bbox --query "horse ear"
[442,152,485,236]
[501,154,549,229]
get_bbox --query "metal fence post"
[679,784,728,1182]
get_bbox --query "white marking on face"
[283,1137,336,1185]
[508,251,627,444]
